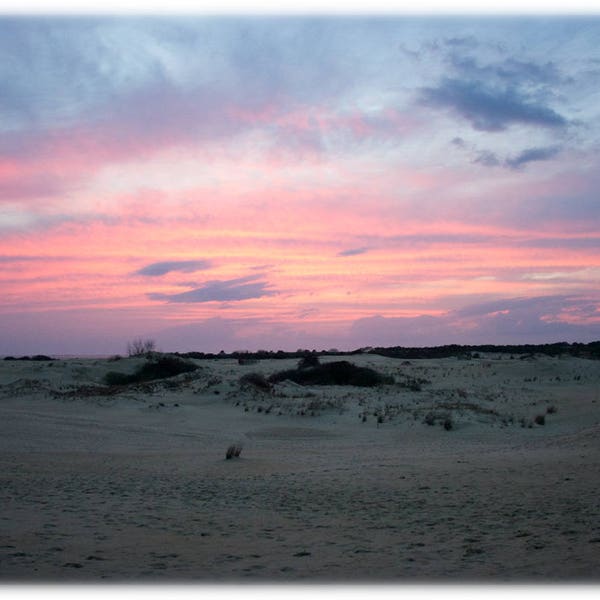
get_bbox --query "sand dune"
[1,352,599,581]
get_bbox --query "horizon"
[1,15,600,355]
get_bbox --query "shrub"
[534,414,546,426]
[238,357,258,365]
[298,354,320,369]
[104,371,136,386]
[443,417,454,431]
[240,372,272,392]
[104,355,198,386]
[127,338,156,357]
[269,361,393,387]
[546,405,557,414]
[135,356,198,380]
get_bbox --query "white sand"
[1,353,599,581]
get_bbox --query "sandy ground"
[1,352,599,582]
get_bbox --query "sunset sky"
[1,15,600,355]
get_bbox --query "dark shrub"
[269,361,393,387]
[443,417,454,431]
[240,372,272,392]
[298,354,320,369]
[104,371,136,386]
[534,414,546,426]
[31,355,53,361]
[135,356,198,380]
[546,405,557,414]
[3,356,16,361]
[238,357,258,365]
[103,355,198,386]
[226,444,243,459]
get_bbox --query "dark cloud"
[505,145,561,170]
[338,247,369,257]
[449,55,563,87]
[473,150,500,167]
[135,260,212,277]
[148,274,276,303]
[421,77,567,131]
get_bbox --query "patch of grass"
[104,355,198,386]
[269,360,393,387]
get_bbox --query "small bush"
[240,372,272,392]
[534,414,546,426]
[443,417,454,431]
[546,405,557,414]
[298,354,320,369]
[238,357,258,365]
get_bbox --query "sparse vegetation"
[534,414,546,426]
[547,405,557,414]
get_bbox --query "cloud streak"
[148,275,276,304]
[135,260,212,276]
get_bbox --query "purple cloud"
[505,145,562,170]
[148,274,276,303]
[338,247,369,257]
[421,77,567,131]
[135,260,212,276]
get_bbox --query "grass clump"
[269,360,393,387]
[104,355,198,386]
[225,444,243,460]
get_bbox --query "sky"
[1,14,600,355]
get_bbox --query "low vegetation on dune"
[268,360,394,387]
[104,355,198,386]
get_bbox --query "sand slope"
[1,353,599,581]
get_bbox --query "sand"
[1,352,599,582]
